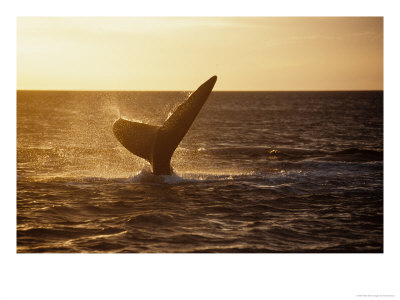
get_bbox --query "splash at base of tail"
[113,76,217,175]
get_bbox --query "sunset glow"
[17,17,383,91]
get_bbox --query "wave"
[127,213,177,227]
[331,148,383,162]
[129,166,190,184]
[17,226,124,240]
[202,146,383,162]
[121,165,254,184]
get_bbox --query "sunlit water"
[17,91,383,252]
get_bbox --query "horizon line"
[17,89,384,92]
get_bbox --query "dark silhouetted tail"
[113,75,217,175]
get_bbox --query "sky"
[17,17,383,91]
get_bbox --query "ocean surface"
[17,90,383,253]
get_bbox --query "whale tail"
[113,75,217,175]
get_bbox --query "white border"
[3,1,399,300]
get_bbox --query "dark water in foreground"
[17,90,383,253]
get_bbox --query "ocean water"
[17,90,383,253]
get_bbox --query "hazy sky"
[17,17,383,91]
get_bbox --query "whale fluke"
[113,75,217,175]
